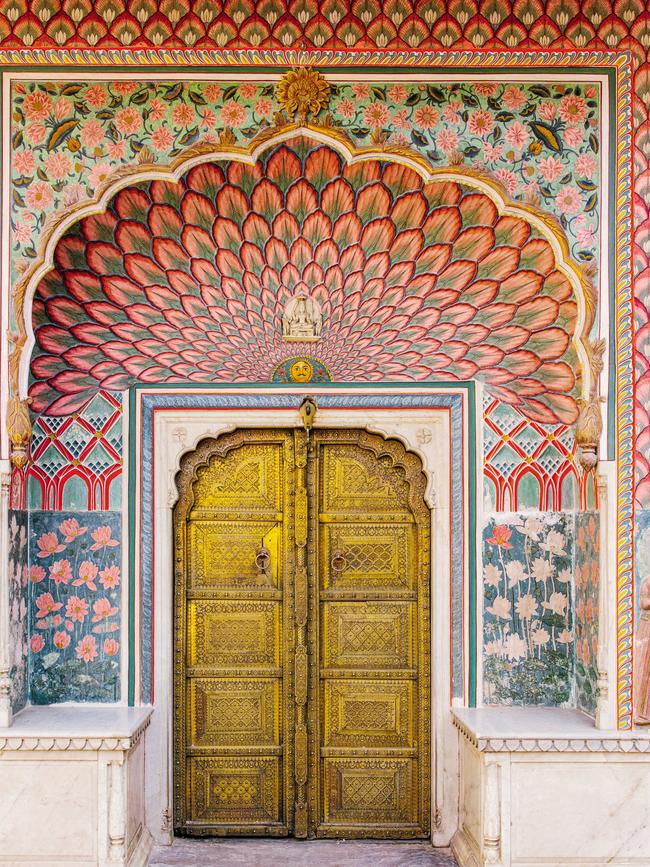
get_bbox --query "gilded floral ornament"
[218,127,237,146]
[275,67,330,122]
[136,145,155,165]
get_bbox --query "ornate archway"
[7,104,601,466]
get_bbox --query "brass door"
[174,428,430,839]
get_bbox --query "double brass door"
[173,428,431,839]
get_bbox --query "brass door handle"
[331,549,347,575]
[255,545,272,585]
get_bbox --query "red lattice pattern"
[484,397,596,512]
[26,390,122,510]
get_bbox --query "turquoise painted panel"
[28,511,121,704]
[483,513,574,706]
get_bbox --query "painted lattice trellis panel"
[28,510,121,704]
[26,391,122,511]
[483,396,597,512]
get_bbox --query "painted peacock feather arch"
[17,129,594,425]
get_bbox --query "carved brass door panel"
[174,431,296,836]
[174,428,430,839]
[309,431,430,838]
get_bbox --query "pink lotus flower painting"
[99,566,120,590]
[75,635,98,663]
[30,634,45,653]
[35,592,63,619]
[72,561,98,591]
[48,559,72,585]
[90,526,119,551]
[59,518,87,543]
[29,512,121,704]
[36,532,65,558]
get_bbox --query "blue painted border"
[129,384,476,707]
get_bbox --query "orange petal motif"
[29,139,580,425]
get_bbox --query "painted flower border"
[0,49,634,727]
[8,78,602,271]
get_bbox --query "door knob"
[331,548,347,575]
[255,545,272,585]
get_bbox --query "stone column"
[596,462,617,729]
[0,460,13,727]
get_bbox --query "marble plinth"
[0,706,153,867]
[451,708,650,867]
[150,840,458,866]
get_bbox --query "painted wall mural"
[28,510,121,704]
[483,513,575,706]
[7,511,28,714]
[11,78,600,279]
[575,511,600,716]
[28,138,585,425]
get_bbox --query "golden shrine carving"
[282,292,323,342]
[173,427,430,839]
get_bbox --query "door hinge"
[299,396,317,431]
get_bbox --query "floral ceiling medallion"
[275,67,331,123]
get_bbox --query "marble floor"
[149,839,458,866]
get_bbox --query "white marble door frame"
[143,387,471,847]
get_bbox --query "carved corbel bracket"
[6,395,32,470]
[575,395,604,471]
[574,337,605,471]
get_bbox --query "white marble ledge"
[0,705,152,752]
[453,707,650,753]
